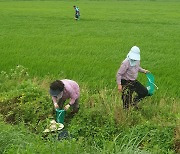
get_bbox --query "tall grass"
[1,118,152,154]
[0,66,178,153]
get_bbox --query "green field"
[0,0,180,153]
[1,0,180,95]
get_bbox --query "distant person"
[116,46,150,109]
[49,79,80,114]
[73,5,80,20]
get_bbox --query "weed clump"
[0,65,52,132]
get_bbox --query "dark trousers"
[121,79,148,109]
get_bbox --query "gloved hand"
[64,104,70,110]
[54,102,59,109]
[144,70,150,74]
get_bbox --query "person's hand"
[54,102,59,109]
[64,104,70,111]
[144,70,150,74]
[118,84,122,92]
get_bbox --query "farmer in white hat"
[116,46,150,109]
[49,79,80,114]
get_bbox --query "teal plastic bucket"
[146,73,155,96]
[56,109,66,124]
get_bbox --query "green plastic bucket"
[56,109,66,124]
[146,73,155,96]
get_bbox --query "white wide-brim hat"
[128,46,140,61]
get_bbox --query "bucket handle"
[147,77,159,90]
[57,110,65,123]
[57,112,63,120]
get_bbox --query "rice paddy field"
[0,0,180,153]
[0,0,180,94]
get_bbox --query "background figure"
[116,46,150,109]
[49,79,80,115]
[73,5,80,20]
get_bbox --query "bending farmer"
[116,46,150,109]
[49,79,80,114]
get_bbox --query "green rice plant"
[0,0,179,97]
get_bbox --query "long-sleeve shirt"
[52,79,80,105]
[75,7,80,15]
[116,58,146,85]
